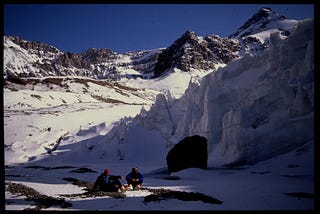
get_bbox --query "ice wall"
[173,19,314,165]
[102,19,313,166]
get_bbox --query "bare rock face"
[10,36,60,55]
[81,48,117,64]
[154,31,239,77]
[54,52,91,70]
[166,135,208,173]
[204,34,240,64]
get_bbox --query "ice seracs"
[108,18,314,166]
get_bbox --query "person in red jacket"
[93,169,124,192]
[126,167,144,190]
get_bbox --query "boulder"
[166,135,208,173]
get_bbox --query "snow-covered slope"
[3,35,162,80]
[229,7,299,56]
[3,76,160,164]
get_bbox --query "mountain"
[229,7,298,56]
[4,32,239,80]
[230,7,286,38]
[4,35,162,80]
[3,7,299,81]
[153,31,239,77]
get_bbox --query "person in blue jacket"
[126,166,144,189]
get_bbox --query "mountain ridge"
[3,7,299,81]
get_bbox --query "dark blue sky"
[4,4,314,54]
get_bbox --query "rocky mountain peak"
[229,7,286,39]
[180,30,198,41]
[256,7,274,17]
[7,35,60,55]
[227,7,298,56]
[153,31,217,77]
[153,30,240,78]
[170,30,201,49]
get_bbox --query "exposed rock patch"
[143,188,223,205]
[284,192,314,200]
[6,182,72,210]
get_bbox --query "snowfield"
[5,140,314,210]
[4,16,314,211]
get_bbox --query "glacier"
[106,19,314,166]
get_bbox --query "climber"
[126,166,144,190]
[93,168,125,192]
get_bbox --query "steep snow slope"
[122,68,215,99]
[229,7,298,56]
[3,77,159,164]
[229,7,298,39]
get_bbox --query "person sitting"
[126,167,144,189]
[93,169,124,192]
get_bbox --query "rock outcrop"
[154,31,239,77]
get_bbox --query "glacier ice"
[103,19,314,166]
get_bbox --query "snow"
[113,55,131,64]
[123,68,213,100]
[4,77,157,164]
[3,36,61,78]
[229,10,300,57]
[244,18,298,45]
[5,139,314,210]
[4,16,314,211]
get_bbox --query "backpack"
[103,175,111,186]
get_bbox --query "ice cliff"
[104,19,314,166]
